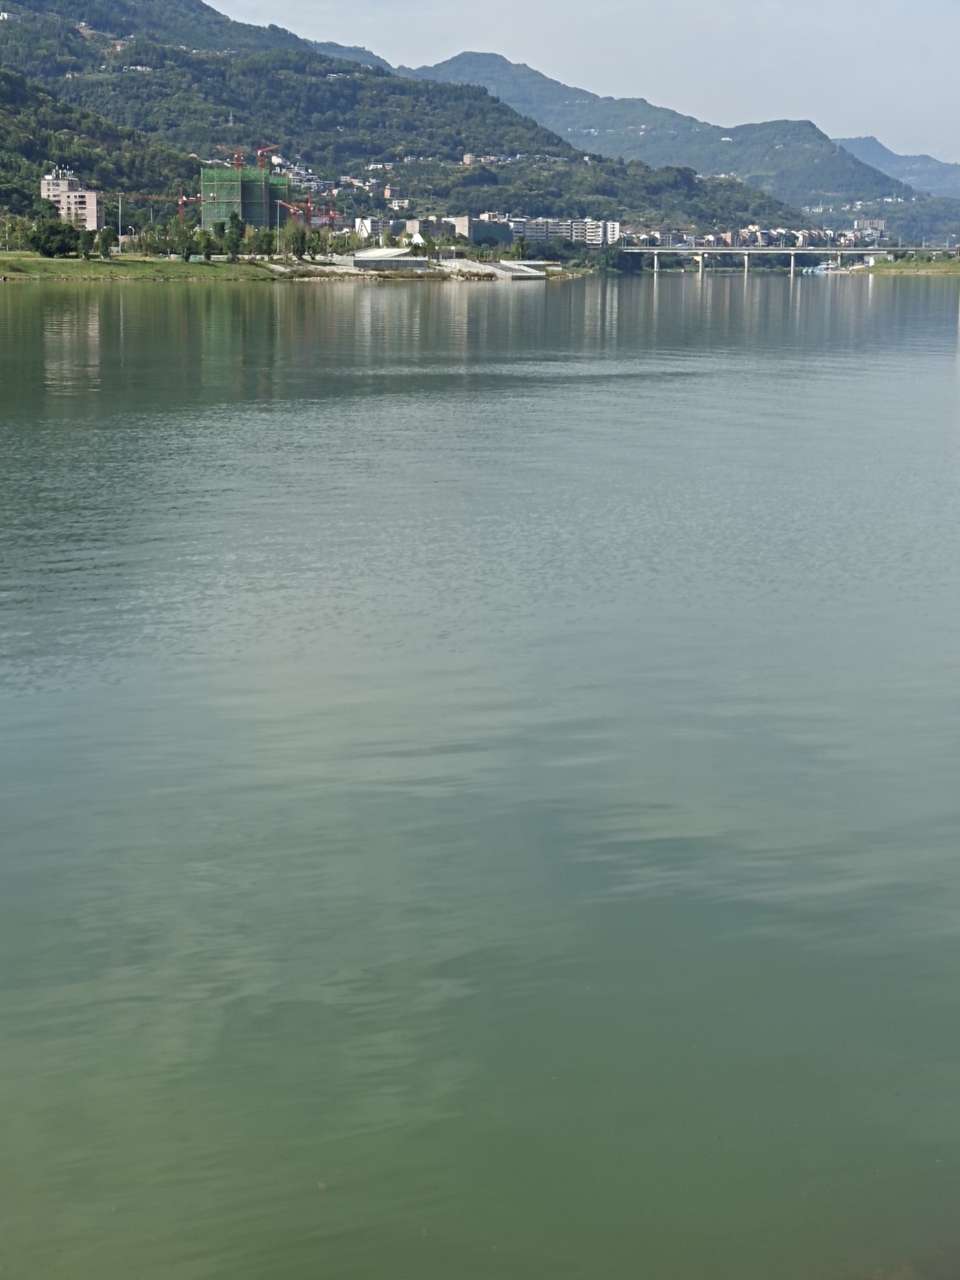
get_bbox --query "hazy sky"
[218,0,960,162]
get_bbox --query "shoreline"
[4,252,959,284]
[866,262,960,276]
[0,252,567,285]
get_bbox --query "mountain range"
[833,136,960,200]
[402,52,910,209]
[1,0,958,240]
[395,51,960,239]
[0,0,796,230]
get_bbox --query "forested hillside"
[397,156,792,228]
[407,52,911,207]
[1,0,308,53]
[0,0,797,230]
[39,49,576,169]
[0,67,195,213]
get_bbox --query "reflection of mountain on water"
[6,274,960,1279]
[4,277,958,423]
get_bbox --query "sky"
[217,0,960,162]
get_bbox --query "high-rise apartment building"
[40,169,103,232]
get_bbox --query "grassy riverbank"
[0,253,512,284]
[869,256,960,275]
[0,251,567,285]
[0,253,275,282]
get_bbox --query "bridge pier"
[696,253,705,276]
[622,244,935,270]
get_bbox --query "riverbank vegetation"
[0,251,273,281]
[869,254,960,274]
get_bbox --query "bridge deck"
[621,245,955,256]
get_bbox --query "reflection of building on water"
[42,298,102,395]
[25,274,960,421]
[578,277,621,350]
[324,283,556,374]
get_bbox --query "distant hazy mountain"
[403,52,911,207]
[834,136,960,200]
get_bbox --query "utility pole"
[117,194,122,244]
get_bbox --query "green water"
[3,275,960,1280]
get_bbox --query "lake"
[3,274,960,1279]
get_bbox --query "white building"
[40,168,102,232]
[511,216,621,246]
[447,215,473,239]
[354,216,405,242]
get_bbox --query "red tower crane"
[108,191,192,224]
[177,193,203,222]
[276,197,314,226]
[256,144,280,170]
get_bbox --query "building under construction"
[200,167,292,231]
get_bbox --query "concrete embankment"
[0,251,560,284]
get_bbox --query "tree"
[598,244,622,271]
[224,211,245,262]
[250,227,275,256]
[96,226,117,259]
[173,221,196,262]
[307,228,330,259]
[196,230,214,261]
[77,229,95,260]
[28,219,80,258]
[284,223,308,258]
[502,236,528,260]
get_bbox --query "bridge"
[620,245,960,275]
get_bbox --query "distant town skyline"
[218,0,960,164]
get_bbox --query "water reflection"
[4,276,959,423]
[3,276,960,1280]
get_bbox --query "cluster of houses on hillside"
[259,159,619,245]
[190,154,895,250]
[38,155,890,254]
[635,222,887,249]
[354,212,623,247]
[351,215,889,251]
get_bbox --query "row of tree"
[26,219,117,258]
[10,209,353,261]
[12,208,630,266]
